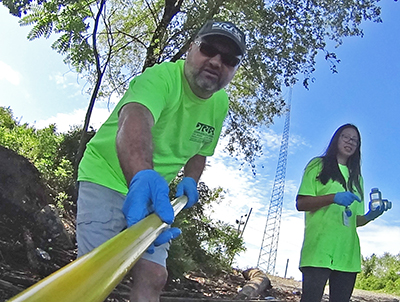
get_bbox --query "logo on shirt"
[190,122,215,144]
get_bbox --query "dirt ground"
[159,271,400,302]
[266,275,400,302]
[3,263,400,302]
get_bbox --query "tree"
[0,106,76,211]
[167,179,246,278]
[1,0,384,167]
[355,252,400,295]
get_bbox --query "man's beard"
[192,68,222,93]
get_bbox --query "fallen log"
[235,268,271,300]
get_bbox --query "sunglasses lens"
[199,43,218,57]
[199,42,240,67]
[222,56,240,67]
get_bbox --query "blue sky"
[1,2,399,281]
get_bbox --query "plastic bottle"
[369,188,383,211]
[382,199,392,211]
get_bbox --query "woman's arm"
[356,215,369,227]
[296,194,335,212]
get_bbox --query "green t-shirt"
[78,60,229,194]
[297,157,364,272]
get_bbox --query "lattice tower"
[257,89,292,274]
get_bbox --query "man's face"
[184,36,242,99]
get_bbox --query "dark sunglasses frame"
[193,40,242,67]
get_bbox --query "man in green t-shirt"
[76,20,246,301]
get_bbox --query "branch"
[115,29,148,49]
[75,0,107,169]
[144,0,159,24]
[143,0,184,70]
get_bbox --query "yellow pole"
[8,196,188,302]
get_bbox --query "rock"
[0,145,73,275]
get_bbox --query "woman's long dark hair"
[317,124,363,197]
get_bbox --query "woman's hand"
[333,191,361,207]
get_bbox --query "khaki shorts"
[76,181,169,267]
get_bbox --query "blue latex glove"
[176,177,199,209]
[122,169,174,226]
[122,170,180,254]
[333,191,361,207]
[147,227,182,254]
[365,201,385,221]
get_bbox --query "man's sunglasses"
[194,40,242,67]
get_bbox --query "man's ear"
[188,42,194,52]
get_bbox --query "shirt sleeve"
[297,158,321,197]
[117,63,171,123]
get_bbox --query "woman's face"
[337,127,359,164]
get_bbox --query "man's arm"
[116,102,154,184]
[117,102,175,228]
[175,154,206,209]
[183,154,206,182]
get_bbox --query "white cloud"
[49,71,83,90]
[35,106,112,133]
[0,61,21,86]
[358,221,400,258]
[35,109,85,132]
[261,128,282,150]
[51,73,67,86]
[289,133,312,152]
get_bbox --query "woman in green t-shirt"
[296,124,387,302]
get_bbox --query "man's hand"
[122,169,174,226]
[176,177,199,209]
[147,227,182,254]
[122,169,180,254]
[333,191,361,207]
